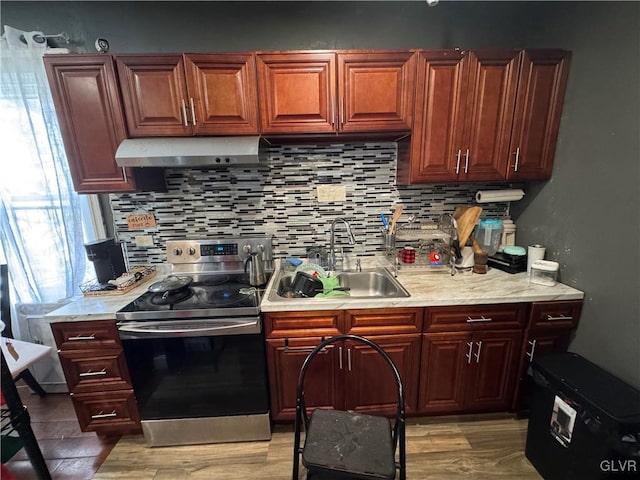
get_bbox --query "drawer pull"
[339,347,343,370]
[284,337,326,354]
[466,342,473,364]
[67,334,96,341]
[546,314,573,321]
[79,368,107,378]
[526,339,537,362]
[466,316,492,323]
[91,410,117,420]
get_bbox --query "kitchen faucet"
[328,218,356,272]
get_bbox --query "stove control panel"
[166,237,273,268]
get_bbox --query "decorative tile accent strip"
[110,143,513,265]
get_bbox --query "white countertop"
[45,258,584,321]
[260,258,584,312]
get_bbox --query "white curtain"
[0,25,86,304]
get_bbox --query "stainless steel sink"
[268,268,410,300]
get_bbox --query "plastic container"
[530,260,559,286]
[475,219,503,255]
[526,352,640,479]
[500,219,516,251]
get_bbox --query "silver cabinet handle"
[347,348,352,372]
[339,346,343,370]
[466,341,473,364]
[91,410,117,420]
[181,98,188,126]
[67,334,96,341]
[455,149,462,174]
[526,339,537,362]
[464,149,470,173]
[79,368,107,378]
[513,147,520,171]
[339,97,344,127]
[474,341,482,363]
[546,314,573,321]
[466,316,492,323]
[331,100,335,126]
[189,97,197,125]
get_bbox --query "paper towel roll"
[475,189,525,203]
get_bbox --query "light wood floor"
[95,415,542,479]
[5,385,542,479]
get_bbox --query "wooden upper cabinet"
[256,52,337,134]
[461,50,520,182]
[401,49,520,184]
[338,51,416,132]
[44,55,140,193]
[507,49,571,181]
[402,50,467,184]
[256,50,416,135]
[185,54,259,135]
[116,53,260,136]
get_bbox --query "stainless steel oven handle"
[116,319,260,337]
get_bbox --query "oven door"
[118,318,270,446]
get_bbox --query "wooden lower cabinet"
[264,309,421,421]
[512,300,582,410]
[419,330,522,414]
[51,320,141,435]
[265,337,343,421]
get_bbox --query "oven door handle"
[116,318,261,338]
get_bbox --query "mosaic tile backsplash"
[110,143,511,265]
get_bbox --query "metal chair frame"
[292,334,406,480]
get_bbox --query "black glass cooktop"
[116,273,268,321]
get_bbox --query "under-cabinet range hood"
[115,136,267,168]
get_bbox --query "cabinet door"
[459,50,520,181]
[44,54,136,193]
[418,332,470,414]
[116,54,191,136]
[265,337,343,421]
[507,49,571,181]
[465,330,522,411]
[512,329,573,411]
[338,51,415,132]
[256,52,336,134]
[401,50,467,184]
[185,53,259,135]
[345,334,421,415]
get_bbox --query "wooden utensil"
[456,206,482,247]
[388,205,404,235]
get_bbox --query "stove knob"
[188,247,196,256]
[173,247,183,256]
[243,244,252,254]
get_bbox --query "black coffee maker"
[84,238,126,284]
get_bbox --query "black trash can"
[526,352,640,479]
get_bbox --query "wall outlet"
[317,185,346,202]
[135,235,154,247]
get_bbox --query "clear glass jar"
[475,219,503,256]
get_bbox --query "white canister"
[529,260,559,286]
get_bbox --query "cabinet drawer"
[529,300,582,329]
[58,350,131,393]
[70,389,140,434]
[264,311,342,338]
[344,308,423,335]
[424,304,527,332]
[52,320,121,350]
